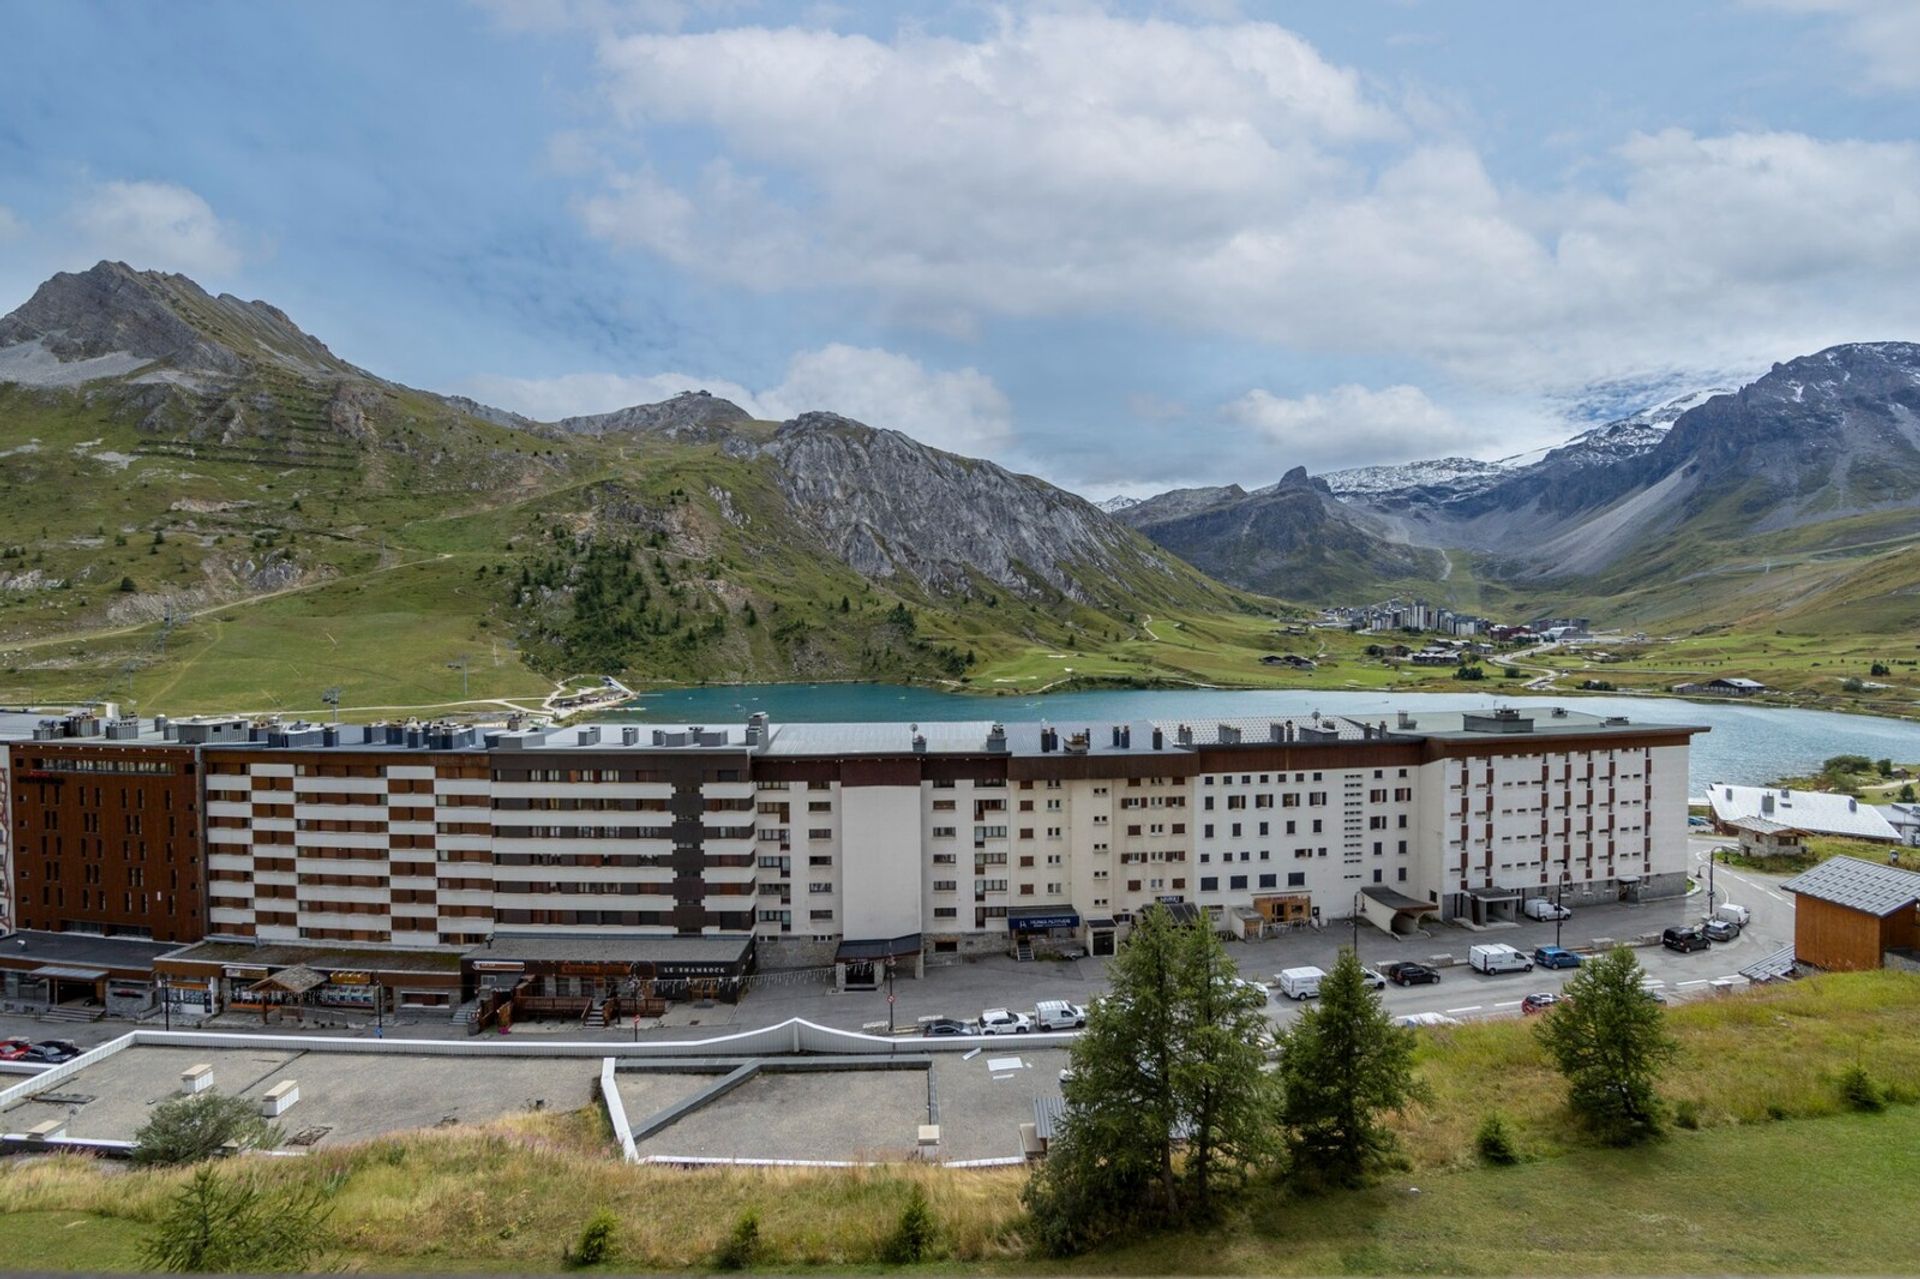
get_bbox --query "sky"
[3,1,1919,499]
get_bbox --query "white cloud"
[757,343,1013,454]
[71,180,246,276]
[468,343,1013,454]
[1749,0,1920,90]
[0,206,23,241]
[1221,383,1491,470]
[563,11,1920,404]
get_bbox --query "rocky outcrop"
[760,412,1186,601]
[1118,465,1440,599]
[556,390,754,441]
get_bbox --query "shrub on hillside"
[713,1208,760,1271]
[564,1208,618,1269]
[1839,1064,1884,1113]
[882,1184,939,1263]
[140,1166,329,1273]
[1474,1113,1519,1165]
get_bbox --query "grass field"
[1,972,1915,1273]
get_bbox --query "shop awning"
[1361,886,1439,916]
[29,964,107,981]
[1465,885,1522,902]
[1006,907,1081,931]
[1084,918,1117,930]
[835,933,923,963]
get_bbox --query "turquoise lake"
[613,684,1920,793]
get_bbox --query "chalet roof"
[1708,784,1899,842]
[1780,856,1920,917]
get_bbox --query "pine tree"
[1022,905,1273,1253]
[1535,946,1677,1144]
[1275,947,1422,1187]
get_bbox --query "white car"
[1231,977,1271,1001]
[1358,967,1389,991]
[1523,898,1572,922]
[978,1008,1033,1034]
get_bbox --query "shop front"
[155,941,465,1018]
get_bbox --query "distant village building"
[1673,677,1767,697]
[1728,815,1806,859]
[1708,784,1900,843]
[1259,654,1317,670]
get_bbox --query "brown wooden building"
[1781,856,1920,972]
[7,741,204,942]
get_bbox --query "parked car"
[1034,999,1088,1030]
[1641,986,1669,1004]
[1357,967,1389,991]
[1520,992,1560,1016]
[1396,1011,1461,1028]
[1662,925,1711,953]
[23,1040,79,1063]
[920,1017,974,1037]
[1713,902,1752,927]
[1230,977,1271,1002]
[1703,918,1742,943]
[1533,945,1583,970]
[977,1008,1033,1034]
[0,1038,32,1061]
[1381,961,1441,986]
[1523,898,1572,922]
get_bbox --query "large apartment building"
[3,705,1703,980]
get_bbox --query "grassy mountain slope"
[0,264,1273,712]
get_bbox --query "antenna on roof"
[321,687,342,724]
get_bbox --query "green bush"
[564,1208,618,1269]
[133,1092,280,1165]
[140,1166,330,1273]
[713,1208,760,1270]
[1673,1098,1702,1130]
[1839,1064,1885,1113]
[882,1184,939,1263]
[1474,1113,1519,1165]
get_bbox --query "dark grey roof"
[1034,1095,1066,1142]
[1362,886,1438,914]
[160,939,465,974]
[0,930,176,974]
[470,932,754,966]
[835,933,923,962]
[1780,856,1920,917]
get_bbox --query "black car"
[920,1017,973,1037]
[1382,961,1441,986]
[23,1040,80,1063]
[1662,926,1711,954]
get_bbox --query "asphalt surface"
[0,837,1794,1055]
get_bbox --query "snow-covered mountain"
[1096,495,1142,514]
[1319,456,1509,501]
[1494,388,1731,472]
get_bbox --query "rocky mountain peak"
[0,259,349,385]
[554,388,753,440]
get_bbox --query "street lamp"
[159,975,171,1032]
[1351,890,1362,956]
[885,957,897,1034]
[1555,872,1570,950]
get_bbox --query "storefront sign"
[327,971,371,985]
[223,965,270,980]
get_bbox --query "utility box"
[180,1064,213,1095]
[260,1081,299,1117]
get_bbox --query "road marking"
[1676,979,1709,987]
[1641,979,1666,987]
[1493,1000,1522,1007]
[1444,1006,1482,1014]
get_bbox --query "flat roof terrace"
[1,1045,598,1149]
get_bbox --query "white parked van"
[1713,903,1752,927]
[1523,898,1571,921]
[1469,943,1534,975]
[1034,999,1088,1031]
[1277,966,1326,1000]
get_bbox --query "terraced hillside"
[0,263,1265,712]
